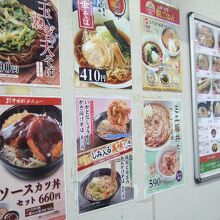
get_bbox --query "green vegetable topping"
[0,0,37,52]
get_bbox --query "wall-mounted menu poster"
[76,96,134,214]
[189,13,220,182]
[73,0,132,89]
[144,100,184,195]
[0,96,66,219]
[141,0,182,92]
[0,0,60,87]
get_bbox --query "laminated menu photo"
[75,96,134,214]
[0,0,60,87]
[193,18,220,175]
[141,0,182,92]
[144,100,184,195]
[73,0,132,89]
[0,96,66,220]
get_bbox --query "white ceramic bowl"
[73,8,132,89]
[156,145,180,182]
[161,27,180,57]
[142,35,163,72]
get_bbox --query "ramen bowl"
[73,8,132,89]
[80,168,121,204]
[156,145,181,182]
[0,105,63,179]
[142,36,163,72]
[94,111,131,141]
[161,27,180,57]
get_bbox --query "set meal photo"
[0,105,63,179]
[141,10,182,92]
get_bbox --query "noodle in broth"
[74,24,131,84]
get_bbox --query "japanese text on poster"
[141,0,182,92]
[76,96,134,214]
[0,96,66,219]
[144,100,184,195]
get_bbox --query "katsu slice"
[27,115,62,162]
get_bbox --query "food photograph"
[212,79,220,94]
[212,56,220,72]
[141,1,182,92]
[76,97,133,214]
[213,101,220,117]
[0,96,66,220]
[198,102,211,118]
[161,28,180,57]
[73,0,132,89]
[196,54,210,71]
[197,77,211,94]
[144,100,184,195]
[0,0,60,86]
[196,23,215,48]
[0,105,63,179]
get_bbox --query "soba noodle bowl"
[84,175,118,201]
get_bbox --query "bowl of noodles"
[94,111,131,141]
[0,0,59,69]
[80,168,121,204]
[0,105,63,179]
[142,36,163,72]
[73,8,132,89]
[161,27,180,57]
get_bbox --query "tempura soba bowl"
[94,111,131,141]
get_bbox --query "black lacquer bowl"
[0,105,63,180]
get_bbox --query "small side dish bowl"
[156,145,181,182]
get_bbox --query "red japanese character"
[32,14,45,30]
